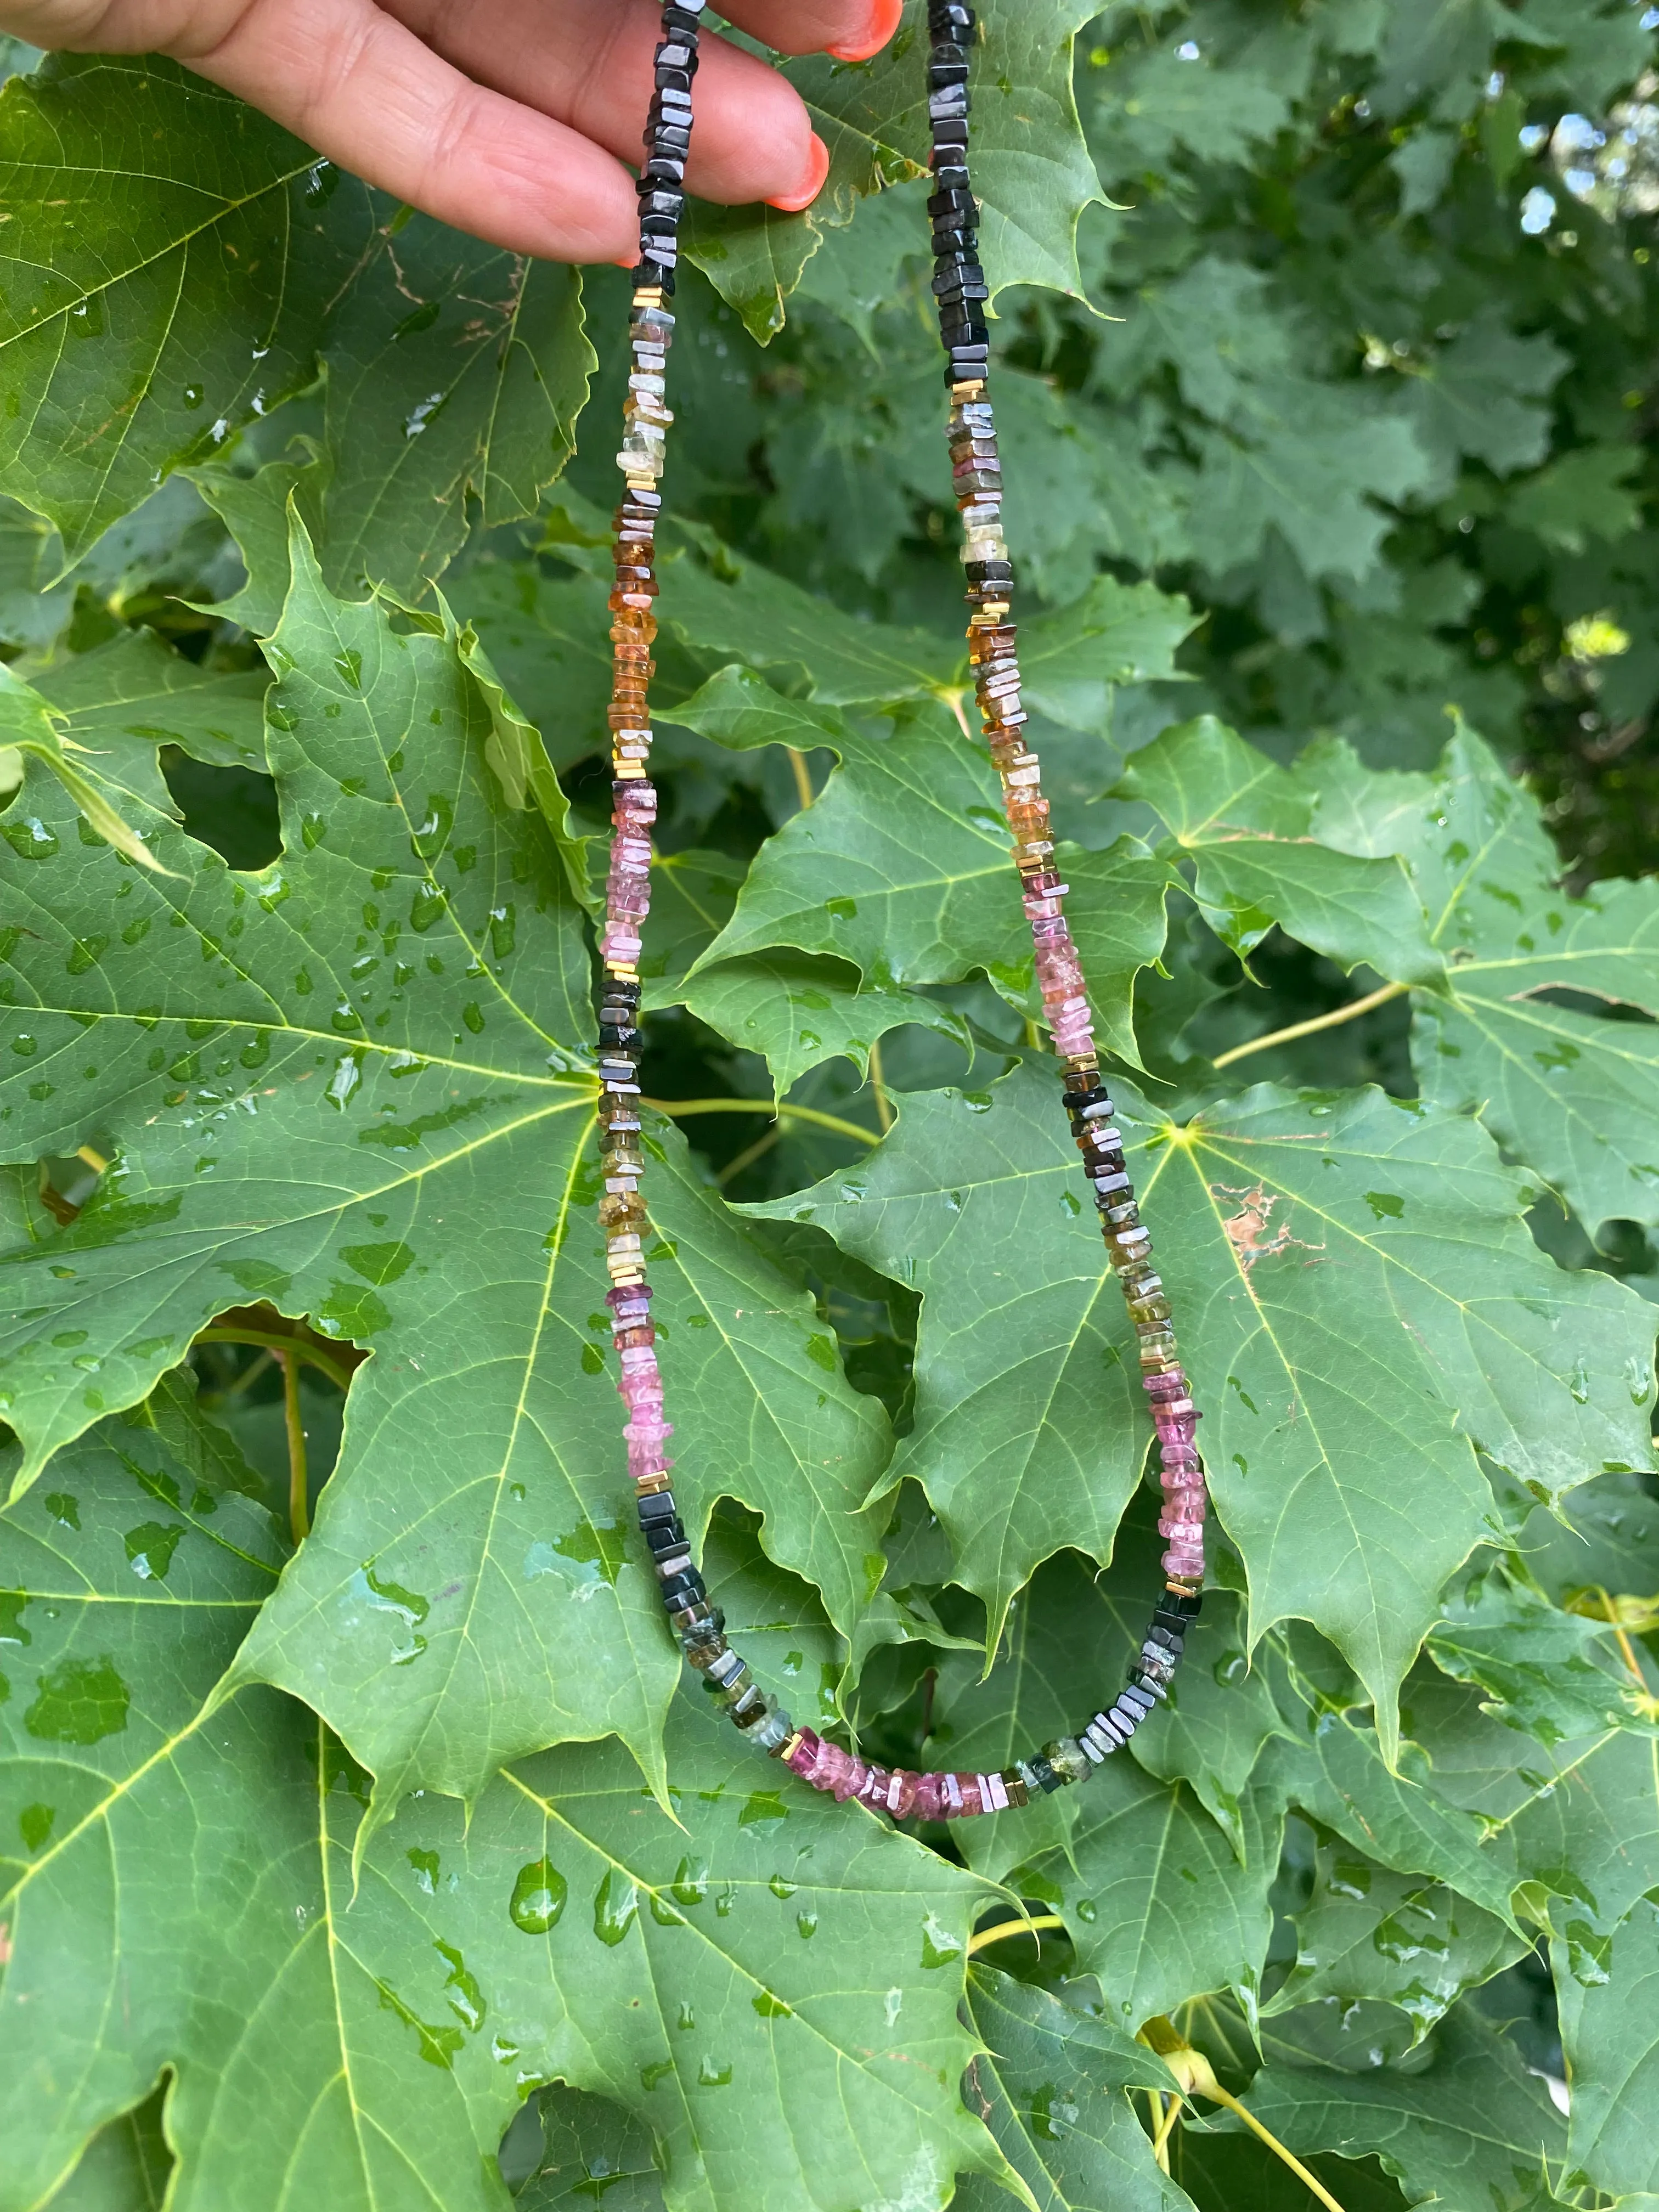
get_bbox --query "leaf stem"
[1209,980,1409,1070]
[1137,2022,1350,2212]
[966,1914,1068,1956]
[193,1327,356,1393]
[938,686,975,743]
[716,1124,783,1187]
[643,1097,881,1148]
[1201,2082,1349,2212]
[787,747,816,812]
[1152,2090,1183,2165]
[279,1349,309,1546]
[867,1038,894,1133]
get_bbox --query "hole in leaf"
[160,747,280,868]
[36,1145,108,1226]
[190,1302,368,1533]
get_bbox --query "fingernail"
[767,133,831,213]
[826,0,902,63]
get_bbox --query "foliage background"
[4,3,1659,2208]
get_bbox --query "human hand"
[0,0,902,259]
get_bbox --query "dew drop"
[509,1858,567,1934]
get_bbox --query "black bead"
[1163,1589,1204,1619]
[602,977,643,1007]
[964,558,1013,584]
[932,227,979,257]
[1029,1754,1063,1794]
[644,1517,688,1555]
[662,1,704,28]
[658,1567,706,1608]
[1147,1624,1185,1655]
[639,212,680,239]
[932,159,970,185]
[630,258,676,293]
[598,1023,643,1053]
[928,185,977,220]
[929,54,970,86]
[641,153,686,183]
[637,1489,678,1523]
[929,0,975,31]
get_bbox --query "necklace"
[595,0,1207,1820]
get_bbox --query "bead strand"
[593,0,1206,1821]
[597,0,797,1762]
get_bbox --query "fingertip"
[825,0,903,63]
[766,132,831,213]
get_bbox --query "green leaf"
[511,2088,663,2212]
[1240,2004,1568,2212]
[1397,316,1567,483]
[669,668,1170,1060]
[318,243,593,602]
[1373,0,1555,121]
[640,851,747,1001]
[0,496,72,652]
[928,1528,1285,1877]
[672,951,969,1098]
[755,1060,1652,1740]
[0,1401,1000,2212]
[1008,1750,1285,2030]
[1314,718,1659,1238]
[0,58,592,592]
[1553,1892,1659,2207]
[29,626,269,772]
[0,57,365,565]
[1262,1649,1523,1926]
[1169,2133,1408,2212]
[1263,1836,1527,2037]
[461,560,618,771]
[1117,719,1444,985]
[686,1,1105,340]
[37,2090,172,2211]
[956,1967,1197,2212]
[0,662,178,875]
[0,527,891,1822]
[1092,44,1303,175]
[670,676,1026,989]
[658,552,956,708]
[1017,577,1199,736]
[1425,1564,1652,1746]
[1506,444,1646,553]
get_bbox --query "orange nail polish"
[826,0,902,63]
[766,133,831,214]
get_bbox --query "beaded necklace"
[595,0,1207,1821]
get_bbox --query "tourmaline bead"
[1051,1737,1092,1783]
[751,1703,794,1754]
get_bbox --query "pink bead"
[954,1774,985,1818]
[1160,1495,1206,1530]
[912,1773,947,1821]
[1163,1545,1204,1579]
[786,1729,822,1778]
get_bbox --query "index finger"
[719,0,904,61]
